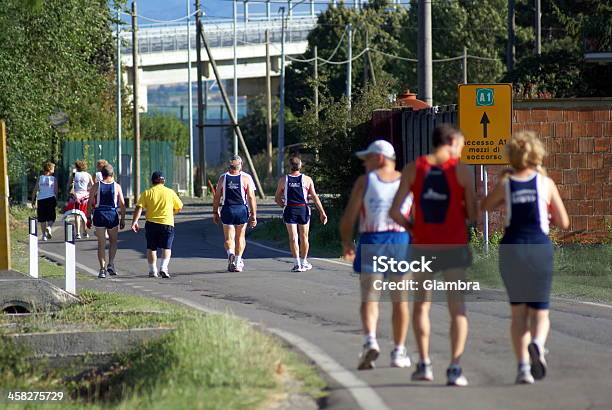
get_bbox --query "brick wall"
[479,100,611,241]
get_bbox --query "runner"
[390,123,477,386]
[31,162,58,241]
[340,140,413,370]
[275,156,328,272]
[87,164,126,279]
[482,131,569,384]
[131,171,183,279]
[65,160,94,239]
[212,155,257,272]
[94,159,108,183]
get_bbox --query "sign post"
[458,83,512,252]
[29,217,38,278]
[0,121,10,271]
[65,221,76,294]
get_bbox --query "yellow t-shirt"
[136,184,183,226]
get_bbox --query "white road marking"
[170,297,388,410]
[248,239,352,267]
[39,249,99,276]
[132,285,144,289]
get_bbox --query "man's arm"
[245,175,257,228]
[131,206,143,232]
[457,164,477,225]
[481,178,506,212]
[339,175,366,260]
[31,179,39,206]
[212,176,224,224]
[307,177,327,225]
[549,178,569,229]
[116,184,126,229]
[274,177,285,207]
[389,163,416,229]
[174,192,183,214]
[87,182,98,214]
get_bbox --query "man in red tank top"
[390,124,477,386]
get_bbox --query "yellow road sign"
[458,83,512,165]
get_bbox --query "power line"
[119,9,198,23]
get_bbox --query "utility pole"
[277,7,286,177]
[116,7,122,182]
[195,0,206,196]
[314,45,319,118]
[265,29,273,177]
[187,0,194,196]
[346,23,352,108]
[131,1,141,202]
[463,46,468,84]
[535,0,541,55]
[232,0,239,155]
[366,29,376,86]
[417,0,432,105]
[507,0,515,72]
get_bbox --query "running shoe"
[41,234,48,242]
[411,361,434,381]
[98,268,107,279]
[234,260,244,272]
[159,271,171,279]
[446,365,469,386]
[75,233,82,240]
[302,261,313,271]
[528,342,547,380]
[149,271,160,278]
[84,232,90,238]
[390,347,412,368]
[45,226,52,239]
[106,264,117,276]
[357,339,380,370]
[516,367,535,384]
[291,264,304,272]
[227,254,236,272]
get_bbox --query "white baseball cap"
[356,140,396,160]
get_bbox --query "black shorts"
[145,221,175,250]
[411,245,472,272]
[283,206,311,225]
[36,197,57,223]
[93,208,119,229]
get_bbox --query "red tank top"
[411,156,468,245]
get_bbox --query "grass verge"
[0,290,326,409]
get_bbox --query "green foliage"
[0,0,117,180]
[241,95,299,153]
[140,113,189,155]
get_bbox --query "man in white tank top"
[340,140,413,371]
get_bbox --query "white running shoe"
[291,264,304,272]
[302,261,313,271]
[411,361,434,381]
[446,365,469,386]
[45,226,52,239]
[227,254,236,272]
[528,342,547,380]
[516,367,535,384]
[84,231,90,239]
[234,264,243,272]
[357,339,380,370]
[75,233,81,240]
[149,271,160,278]
[390,347,412,368]
[42,234,48,242]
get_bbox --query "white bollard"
[28,217,38,278]
[64,221,76,294]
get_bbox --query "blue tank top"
[285,174,307,206]
[223,173,245,205]
[97,181,117,210]
[505,173,550,236]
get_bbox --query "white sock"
[295,257,301,266]
[532,337,545,350]
[160,258,170,272]
[226,249,234,257]
[302,257,308,265]
[394,344,405,352]
[148,263,158,274]
[235,255,242,264]
[518,361,531,372]
[364,333,376,344]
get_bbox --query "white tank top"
[359,171,412,233]
[37,175,56,200]
[73,171,91,193]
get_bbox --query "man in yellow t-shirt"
[131,171,183,278]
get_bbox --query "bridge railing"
[120,16,317,55]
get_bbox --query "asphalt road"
[39,202,612,410]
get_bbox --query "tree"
[140,114,189,155]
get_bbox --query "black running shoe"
[159,271,171,279]
[528,342,547,380]
[106,264,117,276]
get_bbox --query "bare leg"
[444,268,469,365]
[298,222,310,259]
[147,249,157,267]
[223,224,236,253]
[529,308,550,346]
[107,226,119,266]
[40,222,47,238]
[235,224,247,256]
[95,228,107,269]
[285,224,299,258]
[412,271,432,362]
[360,275,381,336]
[75,216,81,236]
[511,304,530,364]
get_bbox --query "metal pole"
[463,46,468,84]
[195,0,206,196]
[507,0,515,71]
[116,7,122,183]
[198,27,265,198]
[265,30,273,177]
[346,23,352,108]
[288,0,292,19]
[244,0,248,31]
[266,0,271,21]
[535,0,541,55]
[310,0,315,16]
[314,45,319,118]
[417,0,432,105]
[131,1,141,202]
[233,0,239,155]
[187,0,194,196]
[277,7,286,177]
[482,165,489,253]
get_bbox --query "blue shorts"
[92,208,119,229]
[221,204,249,225]
[283,206,310,225]
[145,221,175,250]
[354,231,410,274]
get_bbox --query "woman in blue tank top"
[483,131,569,385]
